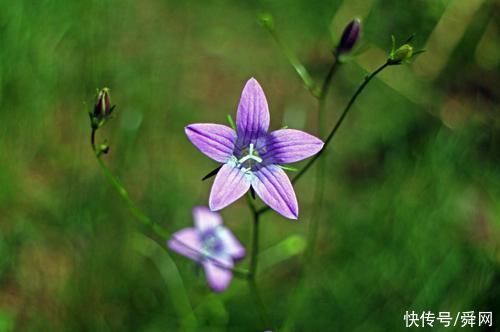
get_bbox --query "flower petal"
[252,165,299,219]
[262,129,324,164]
[203,255,233,292]
[209,163,251,211]
[218,227,246,260]
[236,78,270,146]
[193,206,222,232]
[185,124,236,163]
[167,228,201,261]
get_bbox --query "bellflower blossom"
[168,206,245,292]
[185,78,324,219]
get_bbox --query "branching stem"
[256,61,391,215]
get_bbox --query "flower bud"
[93,87,112,119]
[336,18,361,54]
[99,143,110,155]
[389,44,413,64]
[90,87,115,129]
[257,12,274,30]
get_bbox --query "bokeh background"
[0,0,499,331]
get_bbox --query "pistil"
[238,143,262,164]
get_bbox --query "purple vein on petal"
[185,124,236,162]
[236,78,270,146]
[262,129,324,164]
[209,163,251,211]
[252,165,298,219]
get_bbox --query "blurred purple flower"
[185,78,324,219]
[168,206,245,292]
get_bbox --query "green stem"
[294,61,390,184]
[304,58,339,260]
[91,129,169,241]
[318,59,339,125]
[91,126,97,152]
[281,61,392,331]
[245,195,272,329]
[257,61,391,215]
[249,204,260,278]
[248,278,271,330]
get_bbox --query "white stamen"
[238,143,263,164]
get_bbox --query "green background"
[0,0,499,331]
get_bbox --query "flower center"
[200,229,224,256]
[237,143,262,171]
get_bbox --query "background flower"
[168,207,245,292]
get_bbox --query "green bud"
[98,143,110,155]
[257,12,274,30]
[389,44,413,64]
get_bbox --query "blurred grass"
[0,0,499,331]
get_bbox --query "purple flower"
[168,206,246,292]
[185,78,324,219]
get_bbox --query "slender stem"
[91,127,97,153]
[304,161,325,260]
[280,61,393,332]
[318,59,339,125]
[92,134,169,241]
[245,194,272,329]
[92,129,155,227]
[294,61,390,184]
[256,61,390,215]
[249,201,260,278]
[304,58,339,259]
[248,278,271,330]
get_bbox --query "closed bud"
[90,87,115,129]
[93,87,112,119]
[390,44,413,64]
[336,18,361,54]
[99,143,110,155]
[257,12,274,30]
